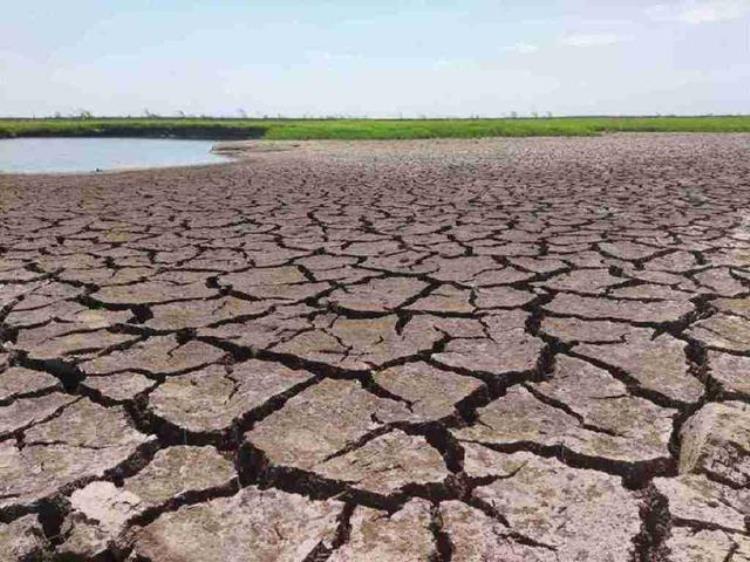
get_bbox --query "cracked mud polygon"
[1,135,749,561]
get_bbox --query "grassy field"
[1,116,749,140]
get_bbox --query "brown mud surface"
[0,135,749,561]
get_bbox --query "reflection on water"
[0,137,229,174]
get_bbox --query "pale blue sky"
[2,0,749,117]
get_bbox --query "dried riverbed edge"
[0,135,748,561]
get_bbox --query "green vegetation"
[1,116,749,141]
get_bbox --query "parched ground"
[0,135,749,561]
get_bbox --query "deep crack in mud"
[0,135,749,561]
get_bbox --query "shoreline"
[2,132,750,176]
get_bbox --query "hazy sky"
[2,0,749,117]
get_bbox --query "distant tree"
[177,110,187,118]
[77,109,93,119]
[546,111,553,118]
[510,111,518,119]
[531,111,539,118]
[237,108,248,118]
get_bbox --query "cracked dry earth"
[0,135,749,562]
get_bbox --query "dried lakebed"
[0,135,749,561]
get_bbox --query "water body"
[0,138,229,174]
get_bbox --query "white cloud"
[680,0,748,23]
[303,50,360,65]
[644,4,672,19]
[647,1,750,24]
[560,33,624,47]
[433,59,457,69]
[506,42,539,54]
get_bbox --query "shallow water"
[0,137,229,173]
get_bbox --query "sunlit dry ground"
[0,135,749,561]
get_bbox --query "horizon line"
[3,113,750,120]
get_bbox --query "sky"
[1,0,749,117]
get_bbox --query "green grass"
[1,116,749,140]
